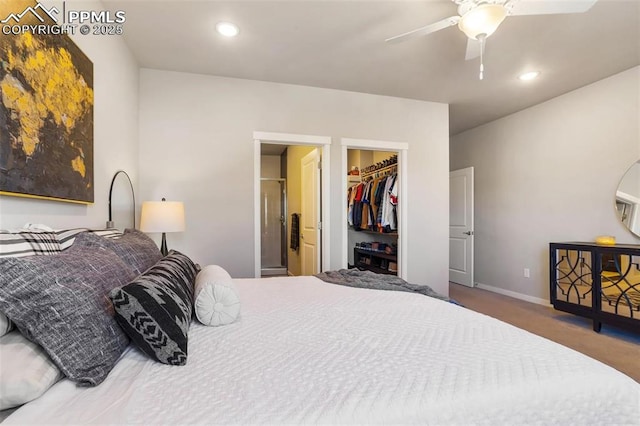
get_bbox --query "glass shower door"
[261,179,287,275]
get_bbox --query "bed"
[1,230,639,425]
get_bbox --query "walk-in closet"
[347,149,400,275]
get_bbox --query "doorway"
[346,149,399,275]
[449,167,475,287]
[253,132,331,278]
[340,138,408,280]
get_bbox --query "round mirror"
[615,160,640,238]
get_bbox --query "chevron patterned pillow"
[110,251,197,365]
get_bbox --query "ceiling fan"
[386,0,598,80]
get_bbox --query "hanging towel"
[290,213,300,251]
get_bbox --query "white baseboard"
[474,282,550,306]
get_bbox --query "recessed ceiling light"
[216,22,239,37]
[519,71,540,81]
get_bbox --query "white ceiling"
[106,0,640,135]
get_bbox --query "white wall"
[450,66,640,301]
[0,0,139,230]
[139,69,450,295]
[618,161,640,198]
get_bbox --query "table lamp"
[140,198,185,256]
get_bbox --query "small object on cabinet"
[595,235,616,245]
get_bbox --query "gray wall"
[138,69,451,295]
[450,66,640,302]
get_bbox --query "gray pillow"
[98,229,162,275]
[0,233,135,386]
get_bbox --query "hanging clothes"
[346,172,399,233]
[348,183,361,227]
[389,176,398,231]
[375,176,388,231]
[382,174,398,231]
[353,183,365,230]
[360,179,373,231]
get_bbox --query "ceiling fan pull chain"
[479,34,486,80]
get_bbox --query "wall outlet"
[524,268,530,278]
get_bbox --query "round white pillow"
[194,265,240,326]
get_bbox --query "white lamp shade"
[458,4,507,40]
[140,201,185,233]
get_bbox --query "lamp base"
[160,232,168,256]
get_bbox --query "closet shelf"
[348,228,397,237]
[361,163,397,180]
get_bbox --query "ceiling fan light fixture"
[458,4,507,40]
[519,71,541,81]
[216,22,240,37]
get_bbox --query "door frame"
[253,131,332,278]
[340,138,409,281]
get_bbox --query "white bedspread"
[6,276,640,425]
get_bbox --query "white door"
[449,167,474,287]
[301,149,320,275]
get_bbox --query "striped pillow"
[56,228,123,251]
[0,231,60,258]
[0,228,122,257]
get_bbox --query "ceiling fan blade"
[508,0,598,16]
[385,16,460,43]
[465,38,481,60]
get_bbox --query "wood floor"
[449,283,640,383]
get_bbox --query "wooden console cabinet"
[549,242,640,333]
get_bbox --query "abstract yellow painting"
[0,1,93,203]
